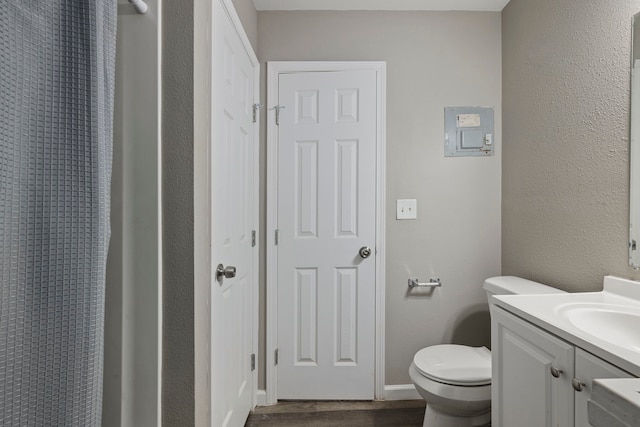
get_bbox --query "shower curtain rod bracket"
[128,0,148,14]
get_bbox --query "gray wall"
[232,0,258,52]
[502,0,640,292]
[162,0,195,424]
[104,2,161,426]
[258,11,502,386]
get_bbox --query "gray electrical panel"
[444,107,494,157]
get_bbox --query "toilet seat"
[413,344,491,386]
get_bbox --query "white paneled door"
[211,0,258,425]
[277,70,378,399]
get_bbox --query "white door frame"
[266,61,386,404]
[194,0,260,423]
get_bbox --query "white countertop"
[492,276,640,377]
[589,378,640,427]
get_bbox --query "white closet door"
[277,69,378,399]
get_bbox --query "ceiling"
[253,0,511,12]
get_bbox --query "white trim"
[266,61,387,404]
[250,42,260,415]
[261,383,419,403]
[374,64,387,401]
[265,62,279,406]
[256,390,268,407]
[254,0,510,12]
[383,384,421,401]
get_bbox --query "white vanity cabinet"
[574,348,634,426]
[491,306,574,426]
[491,306,634,427]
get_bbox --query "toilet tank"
[483,276,566,302]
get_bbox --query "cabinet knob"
[572,378,585,392]
[550,366,563,378]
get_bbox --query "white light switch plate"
[397,199,417,220]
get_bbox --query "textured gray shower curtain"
[0,1,116,425]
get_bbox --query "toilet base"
[409,363,491,427]
[423,404,490,427]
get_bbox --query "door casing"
[265,61,386,404]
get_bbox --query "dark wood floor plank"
[252,400,425,414]
[245,400,426,427]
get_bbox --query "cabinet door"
[491,307,575,427]
[574,348,633,427]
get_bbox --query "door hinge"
[252,103,262,123]
[275,229,279,245]
[251,354,256,371]
[632,240,637,251]
[274,349,279,366]
[251,230,256,247]
[269,105,286,125]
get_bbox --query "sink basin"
[555,303,640,353]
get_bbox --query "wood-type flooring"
[245,400,426,426]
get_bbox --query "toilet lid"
[413,344,491,386]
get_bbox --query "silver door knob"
[216,264,237,280]
[359,246,372,259]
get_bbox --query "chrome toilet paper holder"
[408,277,442,288]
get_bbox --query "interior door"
[276,70,378,399]
[211,0,257,425]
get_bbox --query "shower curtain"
[0,1,116,425]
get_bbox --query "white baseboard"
[256,389,267,406]
[383,384,421,400]
[257,385,420,404]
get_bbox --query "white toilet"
[409,276,566,427]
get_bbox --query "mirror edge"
[630,12,640,270]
